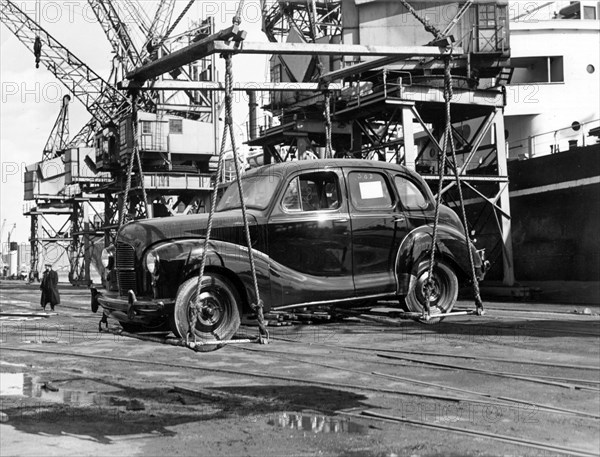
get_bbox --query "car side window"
[394,175,430,210]
[282,172,341,212]
[348,171,393,210]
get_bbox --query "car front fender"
[150,239,272,311]
[395,225,480,295]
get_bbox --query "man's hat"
[44,263,51,267]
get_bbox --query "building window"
[270,64,282,84]
[476,4,508,52]
[478,4,496,28]
[169,119,183,134]
[141,121,152,135]
[583,6,597,19]
[119,121,128,146]
[510,56,564,84]
[549,56,564,82]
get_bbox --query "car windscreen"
[216,175,281,212]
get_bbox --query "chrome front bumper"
[91,288,173,320]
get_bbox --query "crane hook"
[33,36,42,68]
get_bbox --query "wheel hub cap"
[194,291,223,327]
[421,276,441,303]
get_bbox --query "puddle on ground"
[0,373,125,407]
[268,412,368,434]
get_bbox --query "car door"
[267,168,354,306]
[346,168,409,296]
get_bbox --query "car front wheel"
[405,259,458,324]
[171,274,241,351]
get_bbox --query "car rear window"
[348,172,393,210]
[394,175,430,210]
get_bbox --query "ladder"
[495,67,514,86]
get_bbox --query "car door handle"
[334,218,349,223]
[393,217,405,223]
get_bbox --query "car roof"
[243,159,417,179]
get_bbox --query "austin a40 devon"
[92,160,487,344]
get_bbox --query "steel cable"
[158,0,197,49]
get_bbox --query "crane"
[2,0,219,283]
[1,0,131,147]
[1,0,131,283]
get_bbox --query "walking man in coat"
[40,263,60,311]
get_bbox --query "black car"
[93,159,487,344]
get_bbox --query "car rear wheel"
[171,274,241,352]
[405,259,458,324]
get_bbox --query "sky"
[0,0,268,246]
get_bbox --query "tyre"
[171,274,241,352]
[404,259,459,324]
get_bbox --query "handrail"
[508,118,600,157]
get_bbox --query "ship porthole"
[587,64,595,74]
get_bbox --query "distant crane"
[5,223,17,277]
[0,219,6,244]
[0,219,7,270]
[7,223,16,246]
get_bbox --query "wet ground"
[0,280,599,457]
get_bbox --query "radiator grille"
[116,242,137,296]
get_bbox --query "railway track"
[235,345,600,418]
[2,343,598,456]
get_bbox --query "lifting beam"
[119,80,343,92]
[126,25,461,83]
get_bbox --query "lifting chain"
[323,89,333,158]
[119,92,149,228]
[194,23,268,344]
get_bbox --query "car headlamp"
[145,250,160,275]
[101,247,114,269]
